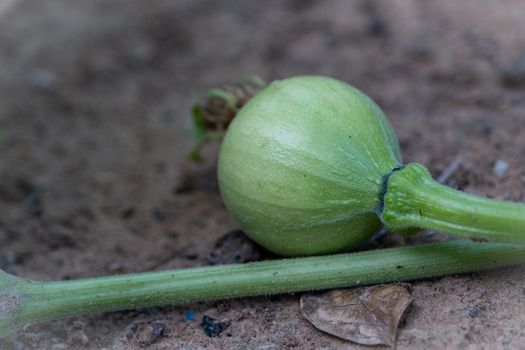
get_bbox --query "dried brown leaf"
[300,285,413,346]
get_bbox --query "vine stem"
[2,240,524,336]
[382,163,525,243]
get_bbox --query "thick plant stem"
[381,163,525,243]
[2,240,524,336]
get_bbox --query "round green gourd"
[218,76,402,256]
[219,75,525,256]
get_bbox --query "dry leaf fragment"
[300,285,413,346]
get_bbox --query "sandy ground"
[0,0,524,349]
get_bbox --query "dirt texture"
[0,0,524,349]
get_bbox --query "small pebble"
[185,310,195,321]
[135,322,166,347]
[493,160,509,176]
[468,305,486,318]
[201,315,229,337]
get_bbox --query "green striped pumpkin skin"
[218,76,402,256]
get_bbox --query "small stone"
[493,160,509,176]
[135,322,166,347]
[201,315,229,337]
[184,310,195,321]
[468,305,486,318]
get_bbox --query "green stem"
[381,163,525,243]
[2,240,524,336]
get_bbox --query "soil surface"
[0,1,524,349]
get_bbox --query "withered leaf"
[300,285,413,346]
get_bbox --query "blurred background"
[0,1,524,349]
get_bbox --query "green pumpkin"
[218,76,402,256]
